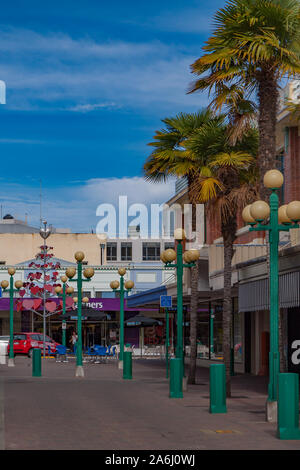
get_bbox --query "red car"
[7,332,60,358]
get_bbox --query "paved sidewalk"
[0,356,299,450]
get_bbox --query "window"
[164,242,175,251]
[95,291,102,298]
[14,334,26,341]
[143,243,160,261]
[121,242,132,261]
[107,243,117,261]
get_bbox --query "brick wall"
[284,127,300,202]
[206,208,264,245]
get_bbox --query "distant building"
[0,214,40,234]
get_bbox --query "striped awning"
[238,271,300,312]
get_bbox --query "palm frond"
[209,151,254,169]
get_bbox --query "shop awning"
[125,314,163,327]
[60,308,109,321]
[238,271,300,312]
[126,286,167,308]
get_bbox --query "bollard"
[32,348,41,377]
[169,358,183,398]
[209,363,227,414]
[277,373,300,440]
[123,351,132,380]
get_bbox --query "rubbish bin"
[0,341,7,365]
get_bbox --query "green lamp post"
[110,269,134,370]
[161,228,200,388]
[242,169,300,422]
[1,268,22,367]
[55,275,73,348]
[66,251,94,377]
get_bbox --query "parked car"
[7,332,61,358]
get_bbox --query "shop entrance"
[48,320,116,350]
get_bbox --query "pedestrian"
[70,331,78,352]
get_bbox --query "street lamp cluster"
[242,169,300,421]
[242,170,300,226]
[1,268,22,366]
[160,228,200,397]
[110,267,135,369]
[64,251,95,377]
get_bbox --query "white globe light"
[250,201,270,221]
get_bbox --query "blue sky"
[0,0,225,232]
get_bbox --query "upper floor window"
[107,242,117,261]
[164,242,175,251]
[142,243,160,261]
[121,242,132,261]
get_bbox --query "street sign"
[62,322,67,330]
[160,295,172,308]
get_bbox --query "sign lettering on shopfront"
[291,340,300,365]
[87,302,103,309]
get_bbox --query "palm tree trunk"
[258,69,286,374]
[222,216,237,398]
[188,260,199,384]
[257,68,279,200]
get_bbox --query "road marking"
[199,429,243,435]
[215,430,242,434]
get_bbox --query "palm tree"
[188,0,300,200]
[144,110,223,385]
[185,125,259,395]
[144,112,259,395]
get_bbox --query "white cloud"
[67,102,120,112]
[0,27,206,112]
[0,176,176,232]
[0,28,169,58]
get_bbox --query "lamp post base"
[118,360,123,370]
[7,357,14,367]
[266,399,277,423]
[75,366,84,377]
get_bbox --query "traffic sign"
[160,295,172,308]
